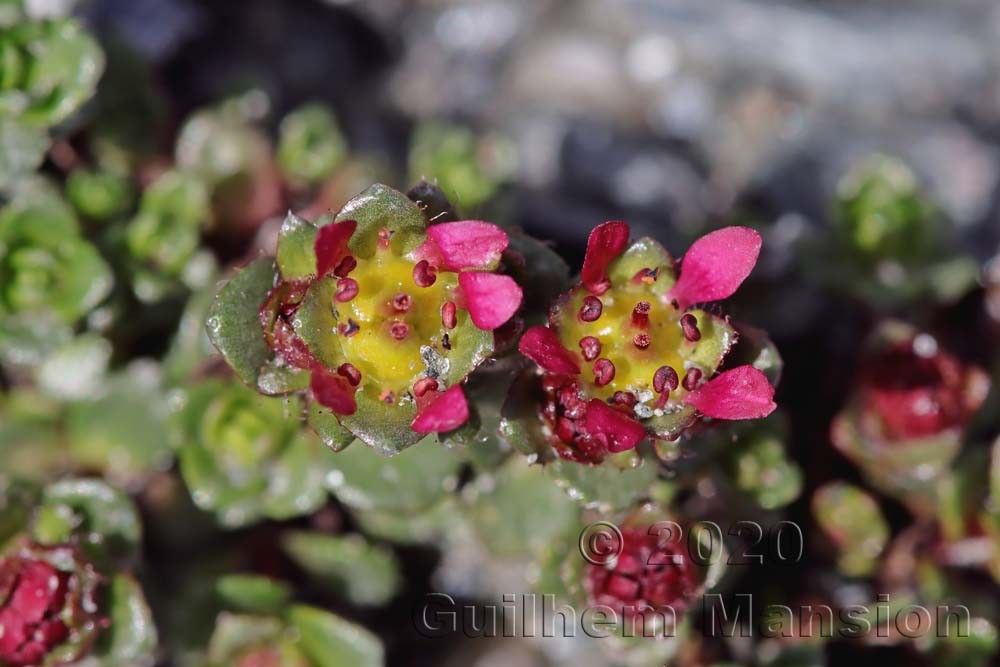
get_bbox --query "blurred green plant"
[278,103,347,188]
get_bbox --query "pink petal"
[670,226,761,309]
[412,384,470,433]
[518,325,581,375]
[584,399,645,452]
[314,219,357,277]
[413,221,509,271]
[310,366,357,415]
[683,365,776,420]
[581,221,630,295]
[458,272,523,330]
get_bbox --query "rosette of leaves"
[0,6,104,185]
[174,97,283,232]
[199,575,385,667]
[408,122,516,212]
[0,478,157,666]
[816,154,979,308]
[831,322,989,513]
[65,167,134,223]
[812,481,889,577]
[175,380,333,529]
[277,104,347,188]
[124,168,212,302]
[207,182,523,456]
[0,183,112,364]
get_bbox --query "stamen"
[632,267,659,284]
[441,301,457,329]
[413,260,437,287]
[612,391,637,407]
[682,367,703,391]
[390,322,410,340]
[336,363,362,386]
[413,377,439,397]
[334,277,359,302]
[680,313,701,342]
[392,292,412,312]
[337,318,360,337]
[333,256,357,277]
[579,296,603,322]
[633,333,650,350]
[631,301,651,328]
[593,358,616,386]
[653,366,679,393]
[579,336,601,361]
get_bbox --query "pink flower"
[518,221,775,462]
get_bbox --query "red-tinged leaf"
[670,226,761,309]
[458,271,523,330]
[412,220,509,270]
[518,325,581,375]
[411,384,470,434]
[684,365,776,420]
[310,366,357,416]
[314,219,357,277]
[581,221,630,295]
[583,399,645,452]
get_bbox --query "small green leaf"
[0,118,48,188]
[276,211,319,280]
[812,482,889,577]
[288,605,384,667]
[335,183,426,258]
[215,575,292,614]
[547,447,659,512]
[206,257,276,387]
[96,574,158,665]
[308,402,355,452]
[325,437,461,514]
[607,236,676,296]
[38,478,141,565]
[282,531,401,606]
[207,613,285,664]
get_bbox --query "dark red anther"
[334,277,359,302]
[593,358,616,386]
[392,292,412,312]
[413,377,439,397]
[632,267,659,284]
[612,391,637,408]
[337,318,360,337]
[333,256,357,277]
[579,296,603,322]
[377,228,392,250]
[682,367,703,391]
[579,336,602,361]
[556,417,577,442]
[631,301,651,328]
[390,321,410,340]
[633,333,651,350]
[442,333,451,350]
[680,313,701,342]
[441,301,457,329]
[413,260,437,287]
[336,363,362,386]
[653,366,679,393]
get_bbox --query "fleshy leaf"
[308,403,355,452]
[206,258,276,387]
[518,326,580,375]
[276,211,319,279]
[288,605,384,667]
[684,365,776,420]
[458,271,522,330]
[282,532,401,607]
[671,226,761,309]
[94,575,157,663]
[335,183,427,258]
[411,384,470,434]
[584,399,645,452]
[413,220,508,271]
[580,221,630,295]
[315,219,357,278]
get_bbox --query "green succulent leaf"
[215,575,293,615]
[282,531,401,607]
[335,183,426,259]
[607,236,676,296]
[325,436,461,514]
[95,574,158,666]
[205,257,277,387]
[278,104,347,186]
[547,448,660,512]
[65,168,134,221]
[288,605,384,667]
[276,211,319,280]
[307,402,355,453]
[0,117,47,187]
[812,481,889,577]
